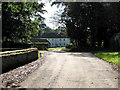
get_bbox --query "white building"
[40,33,70,47]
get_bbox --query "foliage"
[61,47,71,51]
[31,44,49,50]
[58,2,120,49]
[109,33,120,50]
[37,25,68,38]
[2,41,31,48]
[48,47,71,51]
[47,47,64,50]
[66,43,73,49]
[2,2,46,43]
[94,52,119,67]
[38,51,41,58]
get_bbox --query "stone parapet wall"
[0,48,38,73]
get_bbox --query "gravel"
[0,52,46,88]
[0,51,118,88]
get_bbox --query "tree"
[2,2,46,42]
[59,2,120,49]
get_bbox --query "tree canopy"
[2,2,46,42]
[59,2,120,49]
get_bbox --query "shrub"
[66,43,73,49]
[31,44,48,50]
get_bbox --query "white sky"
[38,0,65,29]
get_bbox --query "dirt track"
[20,51,118,88]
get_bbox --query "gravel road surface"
[20,51,118,88]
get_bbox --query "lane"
[20,52,118,88]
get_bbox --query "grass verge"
[38,51,41,58]
[94,52,119,67]
[48,47,64,50]
[61,47,71,51]
[48,47,71,51]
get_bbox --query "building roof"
[41,32,67,38]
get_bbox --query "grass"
[38,51,41,58]
[61,47,71,51]
[38,50,46,51]
[48,47,64,50]
[47,47,71,51]
[94,52,120,67]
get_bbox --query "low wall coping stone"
[0,48,38,56]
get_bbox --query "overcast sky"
[38,0,65,29]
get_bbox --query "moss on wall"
[1,48,38,73]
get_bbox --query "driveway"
[20,51,118,88]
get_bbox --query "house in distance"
[40,32,70,48]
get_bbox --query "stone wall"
[0,48,38,73]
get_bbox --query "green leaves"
[2,2,46,43]
[62,2,120,48]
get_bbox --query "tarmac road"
[20,51,118,88]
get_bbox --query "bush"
[110,33,120,50]
[2,41,31,49]
[66,43,73,49]
[31,44,48,50]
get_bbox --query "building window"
[60,39,61,41]
[64,39,65,41]
[60,43,61,45]
[64,43,65,45]
[52,43,54,45]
